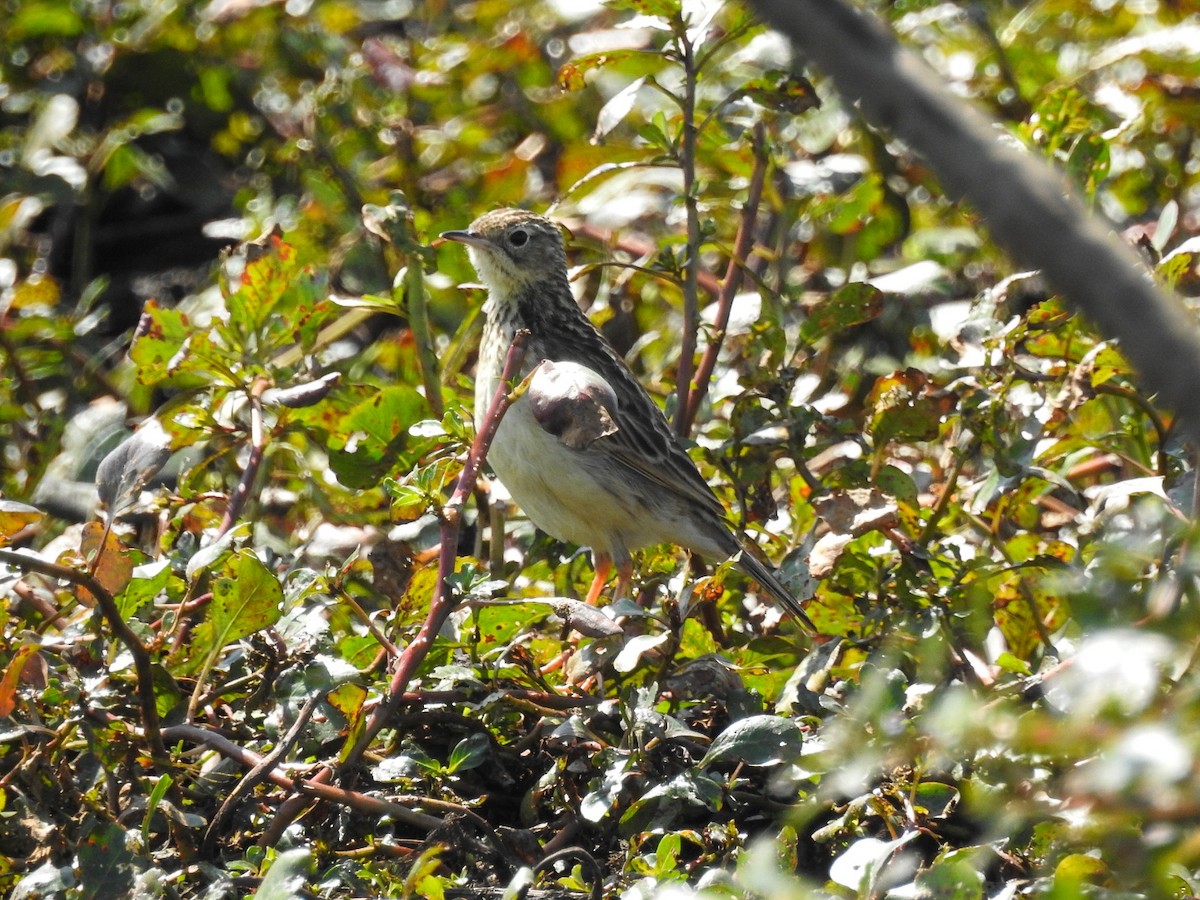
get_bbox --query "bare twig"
[535,847,604,900]
[203,694,320,851]
[154,722,443,831]
[568,226,723,298]
[675,31,701,439]
[218,378,268,537]
[0,548,169,768]
[343,329,531,769]
[682,121,769,433]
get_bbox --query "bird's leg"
[585,553,613,605]
[614,558,634,601]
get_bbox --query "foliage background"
[2,0,1200,896]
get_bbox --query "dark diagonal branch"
[0,548,168,767]
[750,0,1200,442]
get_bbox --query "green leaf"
[446,732,490,774]
[142,775,173,847]
[867,369,947,447]
[128,300,199,385]
[256,848,313,900]
[700,715,802,768]
[657,832,682,871]
[227,239,297,341]
[800,283,883,344]
[1054,853,1114,890]
[1158,249,1194,291]
[325,384,430,489]
[394,739,442,775]
[326,681,367,721]
[914,856,983,899]
[115,560,174,620]
[151,664,184,719]
[912,782,959,819]
[222,236,330,360]
[619,772,722,834]
[11,2,85,38]
[184,522,249,582]
[604,0,679,17]
[76,822,135,900]
[178,549,283,675]
[402,846,447,900]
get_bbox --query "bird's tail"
[734,550,816,632]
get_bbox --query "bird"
[441,208,813,630]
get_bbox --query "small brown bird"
[442,209,812,629]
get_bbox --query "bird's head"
[441,209,569,297]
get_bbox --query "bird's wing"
[552,320,729,521]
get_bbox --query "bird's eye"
[508,228,529,248]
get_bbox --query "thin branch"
[343,330,531,769]
[674,32,701,439]
[335,586,401,658]
[682,121,769,433]
[156,722,443,830]
[918,446,969,547]
[217,378,268,537]
[203,694,319,852]
[0,548,168,768]
[405,248,444,418]
[1093,381,1172,476]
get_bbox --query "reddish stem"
[218,378,268,536]
[343,329,531,767]
[682,122,769,433]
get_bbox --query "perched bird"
[442,208,812,629]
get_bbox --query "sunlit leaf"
[177,549,283,675]
[0,645,40,718]
[115,560,173,620]
[256,849,313,900]
[446,732,490,774]
[129,300,206,387]
[324,384,430,489]
[593,76,646,144]
[77,522,136,606]
[0,501,44,546]
[800,283,883,344]
[700,715,802,767]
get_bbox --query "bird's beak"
[439,229,491,249]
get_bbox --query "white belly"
[472,314,728,564]
[485,395,643,557]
